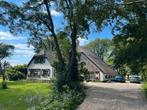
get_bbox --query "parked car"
[114,75,125,83]
[130,76,140,83]
[110,77,115,82]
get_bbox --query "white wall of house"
[99,71,104,81]
[81,54,106,81]
[27,58,54,80]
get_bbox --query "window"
[105,75,107,78]
[29,69,40,77]
[42,69,50,77]
[34,56,45,64]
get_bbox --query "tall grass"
[143,82,147,98]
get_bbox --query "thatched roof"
[28,49,53,66]
[79,47,117,75]
[28,47,117,75]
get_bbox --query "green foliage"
[112,1,147,78]
[85,38,113,64]
[0,43,14,61]
[38,86,85,110]
[6,69,25,81]
[143,82,147,98]
[78,62,90,81]
[13,65,27,75]
[0,43,14,89]
[1,81,8,89]
[5,65,27,81]
[0,0,118,92]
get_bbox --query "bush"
[1,81,8,89]
[5,65,27,81]
[14,65,27,76]
[78,62,90,82]
[38,85,85,110]
[6,69,25,81]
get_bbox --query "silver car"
[130,76,140,83]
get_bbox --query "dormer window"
[34,56,45,64]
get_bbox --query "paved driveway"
[78,82,147,110]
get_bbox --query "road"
[77,82,147,110]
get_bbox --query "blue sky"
[0,0,113,66]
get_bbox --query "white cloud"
[78,38,89,46]
[14,44,34,50]
[14,49,34,55]
[51,10,62,16]
[0,31,25,40]
[13,44,35,56]
[0,31,35,66]
[43,9,62,16]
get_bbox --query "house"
[27,47,117,81]
[27,49,54,80]
[79,47,117,81]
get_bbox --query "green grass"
[144,82,147,98]
[0,78,51,110]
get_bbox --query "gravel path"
[77,82,147,110]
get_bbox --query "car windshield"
[131,77,139,79]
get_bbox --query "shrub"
[14,65,27,76]
[38,85,85,110]
[78,62,90,82]
[5,65,27,81]
[1,81,8,89]
[5,69,25,81]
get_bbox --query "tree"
[0,0,117,90]
[112,1,147,80]
[0,43,14,62]
[0,43,14,88]
[85,38,112,61]
[57,0,116,89]
[0,0,66,90]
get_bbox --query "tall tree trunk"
[44,0,66,90]
[0,62,7,89]
[68,25,79,89]
[52,32,65,71]
[0,63,4,81]
[2,70,5,82]
[43,0,65,70]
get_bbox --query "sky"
[0,0,113,66]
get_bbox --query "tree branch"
[43,0,54,32]
[119,0,146,5]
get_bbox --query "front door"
[95,71,100,80]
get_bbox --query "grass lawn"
[144,82,147,98]
[0,78,51,110]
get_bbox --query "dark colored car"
[130,76,140,83]
[114,75,125,83]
